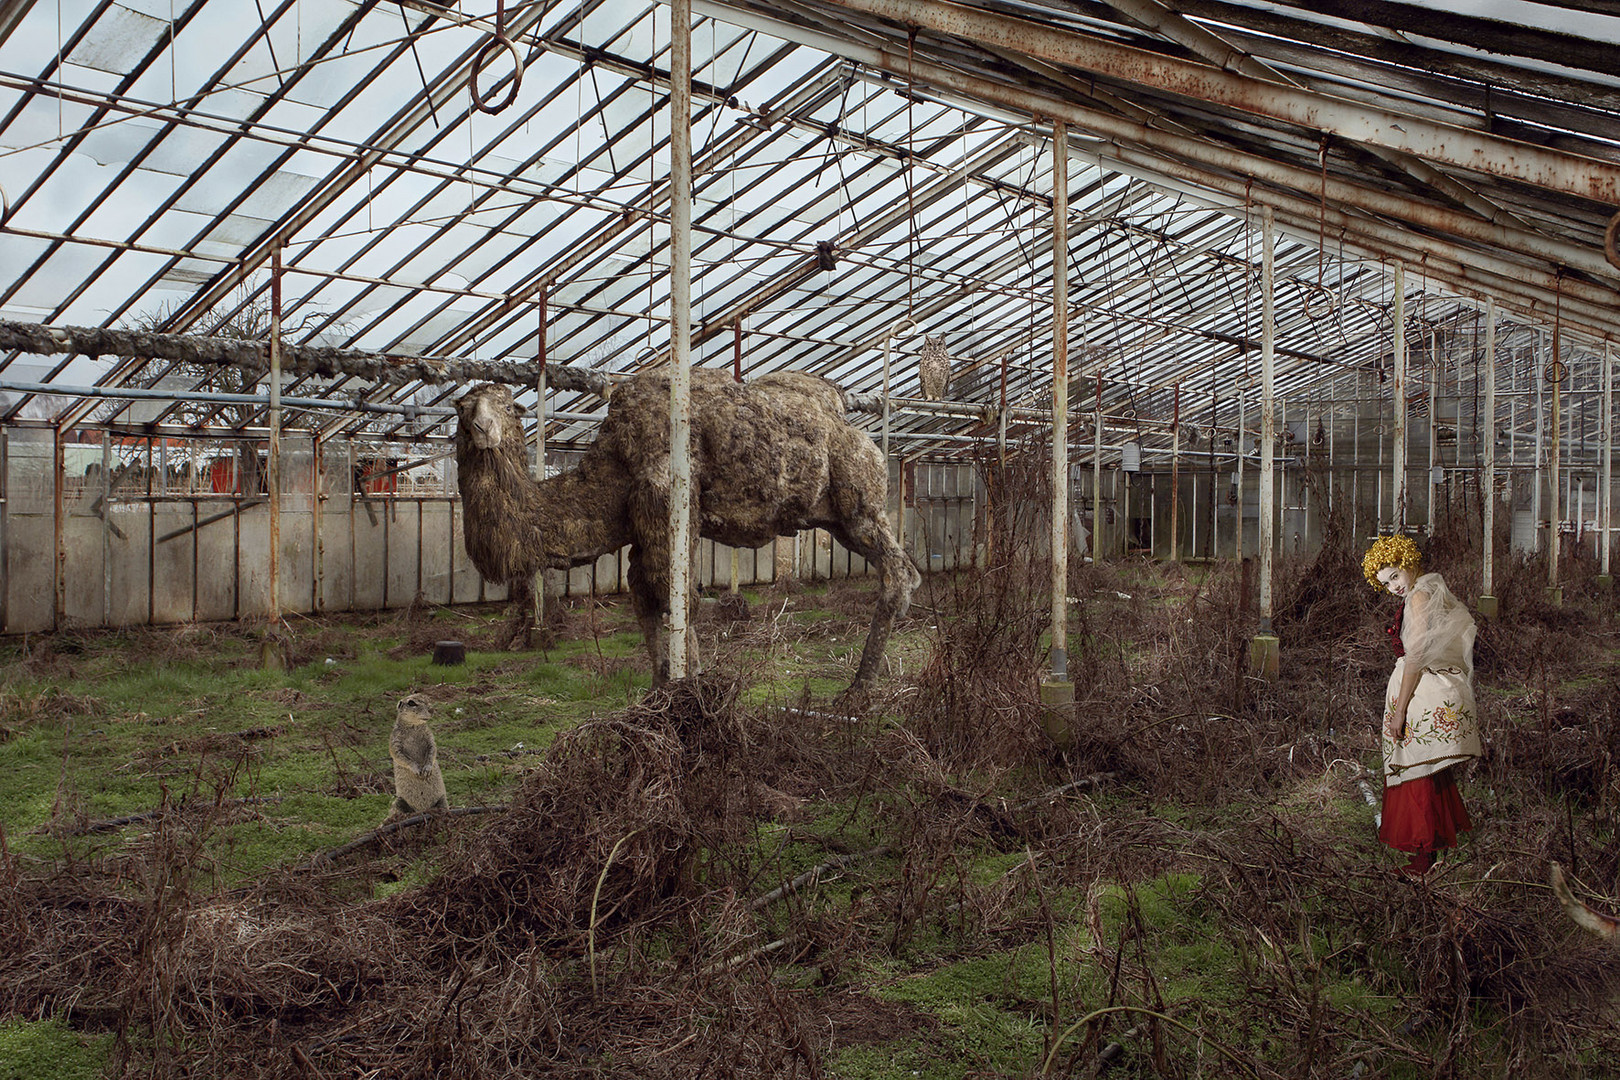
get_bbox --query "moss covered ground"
[1,553,1617,1078]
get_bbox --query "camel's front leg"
[502,576,535,650]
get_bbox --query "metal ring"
[1606,209,1620,272]
[1300,282,1336,320]
[1544,359,1568,384]
[471,35,523,115]
[0,181,9,223]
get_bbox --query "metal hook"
[0,181,9,223]
[471,0,523,114]
[1605,208,1620,272]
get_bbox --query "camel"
[454,369,920,690]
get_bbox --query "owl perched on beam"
[917,334,952,401]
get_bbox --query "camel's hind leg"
[828,512,920,691]
[626,536,702,686]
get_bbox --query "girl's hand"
[1385,702,1409,740]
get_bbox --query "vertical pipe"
[1482,299,1497,603]
[1548,321,1562,590]
[1258,208,1276,630]
[1049,118,1069,680]
[1429,331,1439,535]
[1351,408,1359,542]
[534,288,548,626]
[53,430,64,629]
[1093,370,1103,561]
[731,318,742,593]
[268,243,283,623]
[1391,262,1406,531]
[1170,382,1180,562]
[100,437,110,626]
[1602,341,1613,580]
[312,432,324,612]
[1236,387,1246,559]
[1533,335,1544,551]
[667,0,693,679]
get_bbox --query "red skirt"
[1379,767,1472,854]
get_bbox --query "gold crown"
[1362,534,1423,591]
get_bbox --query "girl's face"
[1377,566,1415,598]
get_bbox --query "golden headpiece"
[1361,534,1423,591]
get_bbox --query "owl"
[917,334,952,400]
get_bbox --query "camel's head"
[456,383,526,451]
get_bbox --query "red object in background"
[360,459,398,495]
[208,458,235,493]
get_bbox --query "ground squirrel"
[389,694,448,817]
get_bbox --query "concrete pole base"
[1545,586,1564,608]
[1476,595,1498,619]
[1597,575,1613,592]
[1249,634,1280,681]
[1040,677,1076,750]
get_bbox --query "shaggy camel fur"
[454,370,919,689]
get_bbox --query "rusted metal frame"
[1094,145,1620,337]
[1258,208,1277,630]
[818,0,1620,204]
[1483,298,1497,597]
[43,3,392,433]
[0,0,39,49]
[421,38,819,356]
[1049,119,1069,679]
[313,56,684,375]
[141,0,559,374]
[1166,0,1620,116]
[268,245,284,624]
[816,14,1620,294]
[1264,0,1619,76]
[1549,305,1563,589]
[1392,263,1407,531]
[1083,120,1619,290]
[430,57,850,360]
[634,137,1024,375]
[1170,382,1180,563]
[2,0,315,333]
[1094,0,1533,235]
[1600,344,1613,582]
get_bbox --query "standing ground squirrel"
[389,694,449,817]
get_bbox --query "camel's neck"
[532,467,632,564]
[457,444,631,570]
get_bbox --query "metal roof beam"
[810,0,1620,205]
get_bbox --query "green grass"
[0,609,656,878]
[0,1019,112,1080]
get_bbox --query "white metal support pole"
[1253,208,1278,677]
[1049,119,1070,682]
[268,242,283,626]
[1236,389,1246,559]
[883,316,916,535]
[1171,384,1182,562]
[1480,299,1498,616]
[667,0,694,679]
[1259,210,1276,626]
[1428,331,1439,535]
[1548,320,1562,598]
[1601,341,1614,587]
[1533,333,1545,552]
[1093,366,1103,563]
[532,287,548,630]
[1391,262,1407,532]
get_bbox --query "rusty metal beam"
[814,0,1620,205]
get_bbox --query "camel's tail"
[1550,862,1620,945]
